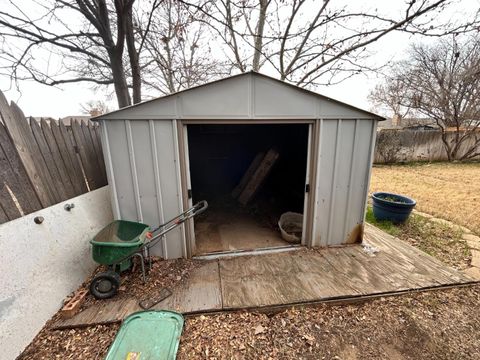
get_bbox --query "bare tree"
[376,35,480,161]
[80,100,111,116]
[368,78,412,121]
[183,0,480,87]
[141,0,228,95]
[0,0,151,107]
[0,0,226,107]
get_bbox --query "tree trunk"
[109,50,132,108]
[440,131,453,161]
[126,9,142,104]
[252,0,268,71]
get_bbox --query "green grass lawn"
[365,207,471,270]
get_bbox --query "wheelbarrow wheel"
[89,270,121,299]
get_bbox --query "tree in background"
[80,100,111,116]
[1,0,479,108]
[0,0,221,107]
[141,0,228,95]
[183,0,480,87]
[368,78,412,123]
[0,0,144,107]
[371,35,480,161]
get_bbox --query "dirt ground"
[17,161,480,359]
[18,284,480,360]
[17,257,200,360]
[370,162,480,235]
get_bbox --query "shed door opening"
[186,124,310,255]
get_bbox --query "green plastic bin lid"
[105,310,184,360]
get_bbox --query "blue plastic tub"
[372,192,416,223]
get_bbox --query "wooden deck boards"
[52,225,476,328]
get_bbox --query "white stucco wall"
[0,186,113,360]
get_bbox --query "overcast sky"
[0,0,479,118]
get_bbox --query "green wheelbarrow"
[89,201,208,299]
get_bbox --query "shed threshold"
[193,244,302,260]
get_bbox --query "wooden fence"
[0,91,107,224]
[374,128,480,163]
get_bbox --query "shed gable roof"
[95,72,384,121]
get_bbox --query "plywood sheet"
[195,211,288,254]
[153,261,222,313]
[219,225,473,310]
[51,298,141,330]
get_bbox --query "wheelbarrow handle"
[149,200,208,238]
[192,200,208,216]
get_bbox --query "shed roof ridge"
[94,72,384,121]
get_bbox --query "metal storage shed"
[95,72,384,259]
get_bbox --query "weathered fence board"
[51,121,86,196]
[0,95,51,207]
[0,203,8,223]
[41,119,76,199]
[71,120,98,190]
[374,129,480,163]
[0,90,108,224]
[0,143,23,220]
[11,103,64,205]
[31,118,69,201]
[0,122,41,214]
[81,121,106,186]
[89,122,107,184]
[59,122,89,194]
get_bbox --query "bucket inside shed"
[186,124,309,255]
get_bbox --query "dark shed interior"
[187,124,309,254]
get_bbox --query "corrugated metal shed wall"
[98,72,380,258]
[100,119,185,258]
[312,119,376,247]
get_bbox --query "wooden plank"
[0,93,54,207]
[41,119,76,199]
[81,121,106,187]
[71,120,98,190]
[88,122,107,184]
[153,261,222,314]
[51,121,86,195]
[58,121,89,193]
[231,152,264,198]
[30,118,69,201]
[0,122,41,214]
[51,298,141,330]
[238,148,279,205]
